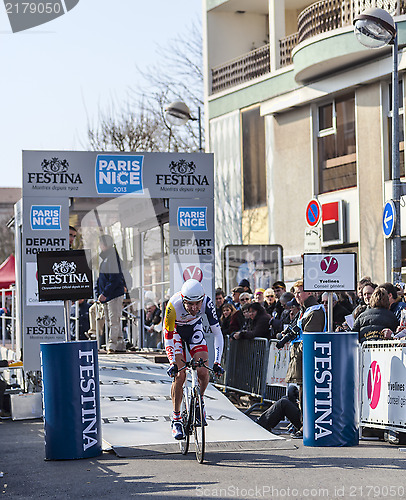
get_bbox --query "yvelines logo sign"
[27,157,83,185]
[95,155,144,194]
[4,1,80,34]
[156,160,209,187]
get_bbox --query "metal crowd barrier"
[215,337,289,407]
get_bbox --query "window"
[241,106,266,209]
[317,93,356,193]
[388,80,404,178]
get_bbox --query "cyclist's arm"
[205,297,224,364]
[164,301,177,364]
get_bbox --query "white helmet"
[181,279,205,302]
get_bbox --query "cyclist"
[164,279,224,440]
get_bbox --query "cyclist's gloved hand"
[167,363,178,378]
[212,363,224,377]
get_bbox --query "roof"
[0,188,22,205]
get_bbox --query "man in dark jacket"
[380,282,406,323]
[96,235,126,353]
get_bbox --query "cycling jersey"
[164,291,224,364]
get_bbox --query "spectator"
[270,292,294,335]
[320,292,350,331]
[0,301,11,340]
[231,302,271,340]
[220,302,237,338]
[215,288,226,319]
[356,276,372,304]
[284,279,326,438]
[144,300,162,348]
[254,288,265,306]
[264,288,276,315]
[337,291,355,314]
[96,234,126,353]
[352,281,378,319]
[380,282,406,323]
[352,287,398,343]
[256,385,301,435]
[238,279,253,294]
[85,301,105,343]
[229,302,250,336]
[70,299,91,340]
[69,225,77,249]
[272,281,287,319]
[239,292,252,305]
[230,286,244,311]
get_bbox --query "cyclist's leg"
[170,333,186,413]
[188,321,209,396]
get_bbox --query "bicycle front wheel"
[194,387,205,463]
[180,386,190,455]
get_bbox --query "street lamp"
[165,101,203,152]
[354,8,403,283]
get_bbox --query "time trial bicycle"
[178,358,213,464]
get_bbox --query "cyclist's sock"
[172,411,181,422]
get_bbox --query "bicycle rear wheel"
[180,386,190,455]
[193,387,205,463]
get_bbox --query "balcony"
[211,0,406,95]
[211,44,270,95]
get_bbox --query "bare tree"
[87,19,203,153]
[0,215,15,263]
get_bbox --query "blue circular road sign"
[383,200,395,238]
[306,199,321,227]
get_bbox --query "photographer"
[279,279,326,438]
[256,385,301,434]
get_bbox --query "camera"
[276,324,301,349]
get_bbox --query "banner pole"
[64,300,70,342]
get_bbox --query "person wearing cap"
[272,281,287,319]
[270,292,294,335]
[254,288,265,306]
[230,286,244,310]
[238,279,253,294]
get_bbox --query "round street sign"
[306,199,321,227]
[383,200,395,238]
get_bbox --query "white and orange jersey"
[164,291,223,364]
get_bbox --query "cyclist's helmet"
[181,279,205,302]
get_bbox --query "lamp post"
[354,8,404,284]
[165,101,203,152]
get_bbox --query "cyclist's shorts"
[173,320,208,359]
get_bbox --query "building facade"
[203,0,406,286]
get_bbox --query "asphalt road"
[1,419,406,500]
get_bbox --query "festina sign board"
[37,250,93,301]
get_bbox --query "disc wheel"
[194,388,205,463]
[179,387,190,455]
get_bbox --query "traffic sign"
[306,199,321,227]
[383,201,395,238]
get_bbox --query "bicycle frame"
[178,358,210,463]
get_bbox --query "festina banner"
[37,250,93,302]
[361,343,406,429]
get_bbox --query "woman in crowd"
[352,287,398,343]
[220,302,237,338]
[231,302,271,340]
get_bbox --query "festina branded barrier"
[303,332,359,447]
[40,340,102,460]
[360,341,406,433]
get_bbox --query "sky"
[0,0,202,188]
